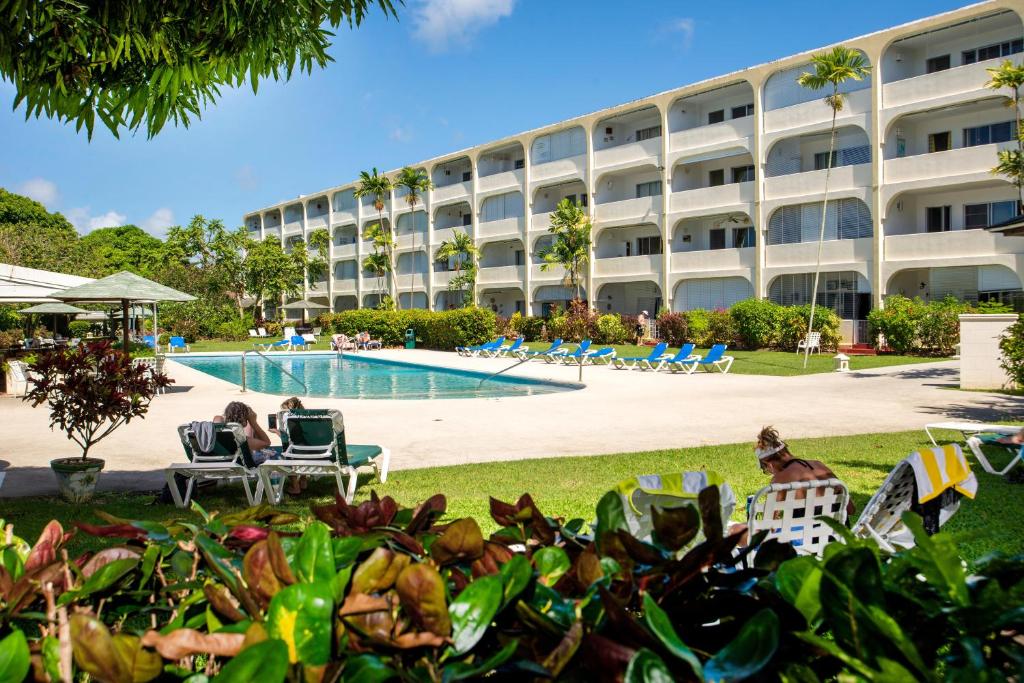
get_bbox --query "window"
[707,109,725,125]
[732,227,755,248]
[926,55,951,73]
[514,250,524,266]
[708,169,725,187]
[731,165,755,183]
[635,125,662,141]
[564,193,588,207]
[963,39,1023,64]
[963,121,1016,147]
[964,201,1018,229]
[461,171,472,182]
[709,229,726,250]
[731,103,754,119]
[928,132,951,153]
[462,212,472,226]
[636,236,662,256]
[514,159,525,170]
[635,181,663,198]
[768,198,872,245]
[926,206,951,232]
[812,145,870,171]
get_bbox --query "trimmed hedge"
[867,295,973,356]
[318,308,496,349]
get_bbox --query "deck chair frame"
[924,422,1022,476]
[748,478,849,556]
[166,423,264,508]
[796,331,822,355]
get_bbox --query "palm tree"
[539,198,592,302]
[362,222,395,310]
[986,60,1024,209]
[395,166,434,309]
[796,46,871,368]
[362,251,390,300]
[434,229,478,307]
[354,168,397,305]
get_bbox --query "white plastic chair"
[796,331,821,355]
[748,478,849,556]
[165,423,264,508]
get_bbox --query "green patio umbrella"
[19,302,91,339]
[284,298,329,324]
[53,271,195,351]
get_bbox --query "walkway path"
[1,351,1020,497]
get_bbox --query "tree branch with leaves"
[539,198,592,303]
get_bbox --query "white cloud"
[235,164,259,192]
[67,207,127,232]
[16,177,59,206]
[141,207,174,235]
[667,18,695,50]
[412,0,516,53]
[389,125,413,142]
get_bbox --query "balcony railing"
[283,220,303,233]
[765,237,873,268]
[670,246,756,273]
[531,154,585,183]
[884,229,1022,262]
[395,273,427,288]
[763,164,871,200]
[333,280,357,294]
[669,117,754,155]
[531,211,553,231]
[433,180,472,204]
[477,216,525,238]
[332,208,357,224]
[593,254,661,277]
[306,215,328,229]
[333,243,358,258]
[530,263,563,281]
[593,138,662,169]
[883,142,1014,185]
[477,168,525,194]
[670,181,754,214]
[477,264,525,284]
[764,89,870,133]
[594,196,660,224]
[883,61,998,110]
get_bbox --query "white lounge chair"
[796,331,821,355]
[257,327,269,337]
[6,360,32,397]
[924,421,1023,476]
[248,329,260,339]
[259,409,390,504]
[165,423,264,508]
[747,478,849,557]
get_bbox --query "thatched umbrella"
[53,271,195,351]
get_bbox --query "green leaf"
[292,521,334,584]
[344,654,397,683]
[625,649,675,683]
[595,490,627,540]
[774,556,823,626]
[642,594,702,677]
[59,557,139,604]
[333,536,363,567]
[267,583,334,666]
[533,546,570,586]
[703,609,779,682]
[901,513,969,606]
[499,554,531,609]
[449,574,503,654]
[443,639,519,682]
[215,640,288,683]
[0,630,30,683]
[396,563,451,637]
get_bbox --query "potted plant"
[23,341,171,502]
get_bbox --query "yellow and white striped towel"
[906,443,978,504]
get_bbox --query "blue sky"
[0,0,972,235]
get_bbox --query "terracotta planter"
[50,457,104,502]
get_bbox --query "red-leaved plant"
[22,341,172,460]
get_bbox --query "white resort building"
[246,1,1024,343]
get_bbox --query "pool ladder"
[478,352,586,388]
[240,349,309,395]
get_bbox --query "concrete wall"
[959,313,1018,389]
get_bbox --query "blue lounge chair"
[658,344,700,372]
[486,337,527,358]
[515,339,563,361]
[167,336,190,353]
[258,337,292,351]
[611,342,668,370]
[142,335,157,349]
[676,344,734,374]
[290,335,309,351]
[555,340,592,364]
[456,336,504,357]
[581,347,616,365]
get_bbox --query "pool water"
[173,353,578,400]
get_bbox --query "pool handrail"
[240,349,309,395]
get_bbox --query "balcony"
[396,273,428,288]
[764,164,871,201]
[884,229,1022,262]
[766,238,873,268]
[671,247,756,274]
[595,196,660,224]
[433,180,472,204]
[670,181,754,214]
[883,61,998,111]
[395,233,427,249]
[594,138,661,170]
[670,117,754,157]
[333,280,357,294]
[764,89,870,134]
[333,243,357,259]
[283,220,303,234]
[477,264,525,284]
[530,263,562,282]
[531,154,585,184]
[477,216,525,239]
[594,254,661,278]
[332,208,357,224]
[478,168,525,194]
[307,215,327,229]
[884,142,1014,185]
[531,211,553,232]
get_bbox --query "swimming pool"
[173,352,579,400]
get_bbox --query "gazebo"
[53,271,195,350]
[19,302,91,338]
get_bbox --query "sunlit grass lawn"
[2,429,1017,564]
[183,339,941,376]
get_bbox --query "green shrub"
[730,298,783,349]
[326,308,495,349]
[867,295,923,354]
[0,329,21,349]
[215,317,252,342]
[0,306,21,332]
[559,300,595,342]
[778,304,841,351]
[1000,316,1024,388]
[264,321,282,338]
[976,300,1013,314]
[706,309,737,346]
[685,309,711,346]
[917,296,970,356]
[68,320,91,338]
[594,314,630,344]
[519,315,547,342]
[6,487,1022,682]
[420,308,496,349]
[655,311,688,346]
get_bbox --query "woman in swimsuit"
[754,425,855,517]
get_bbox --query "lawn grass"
[184,339,940,376]
[2,429,1017,564]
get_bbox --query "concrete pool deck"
[0,349,1021,497]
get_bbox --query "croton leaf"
[444,638,519,681]
[396,563,452,638]
[697,486,723,542]
[499,554,531,609]
[291,521,335,584]
[430,518,485,566]
[595,491,627,542]
[351,547,410,594]
[625,648,675,683]
[774,556,823,627]
[70,614,161,683]
[0,629,30,683]
[59,557,139,605]
[533,547,571,587]
[204,583,246,623]
[651,505,700,552]
[80,548,141,579]
[641,593,702,678]
[24,520,64,573]
[406,493,447,534]
[242,541,283,605]
[140,628,244,660]
[343,653,397,683]
[448,574,502,654]
[703,609,779,683]
[214,639,288,683]
[267,582,334,665]
[541,620,583,678]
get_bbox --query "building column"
[523,141,533,315]
[426,184,435,310]
[869,45,885,312]
[660,103,672,312]
[585,123,596,309]
[356,199,365,309]
[326,201,335,314]
[752,76,767,301]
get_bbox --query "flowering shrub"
[730,298,783,350]
[655,311,688,346]
[777,304,841,352]
[1000,316,1024,388]
[595,314,630,344]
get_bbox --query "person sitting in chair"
[215,401,278,465]
[753,426,855,517]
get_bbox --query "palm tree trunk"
[804,87,840,369]
[381,207,399,309]
[1016,87,1022,211]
